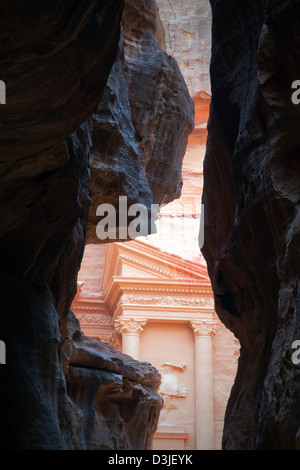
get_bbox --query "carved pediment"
[102,239,211,292]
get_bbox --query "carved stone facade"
[71,240,239,450]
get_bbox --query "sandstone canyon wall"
[202,0,300,450]
[156,0,211,98]
[0,0,194,449]
[144,0,211,262]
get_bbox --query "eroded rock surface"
[122,0,194,206]
[156,0,212,98]
[0,0,185,449]
[62,312,163,450]
[0,0,123,319]
[202,0,300,450]
[87,0,195,244]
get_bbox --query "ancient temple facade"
[71,238,239,450]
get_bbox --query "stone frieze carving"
[76,313,113,325]
[159,375,187,399]
[158,370,187,418]
[120,294,215,308]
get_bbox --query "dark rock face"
[0,1,123,159]
[0,0,123,317]
[122,0,195,206]
[86,0,194,243]
[0,0,126,449]
[202,0,300,450]
[62,312,163,450]
[0,0,192,449]
[0,273,71,449]
[86,43,155,243]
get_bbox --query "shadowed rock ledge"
[62,312,163,450]
[202,0,300,450]
[0,0,193,449]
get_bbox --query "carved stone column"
[191,320,219,450]
[114,317,146,361]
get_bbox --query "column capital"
[114,317,147,335]
[190,320,220,338]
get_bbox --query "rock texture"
[87,0,195,243]
[0,0,195,449]
[139,0,211,263]
[0,0,124,449]
[155,0,211,189]
[0,1,122,159]
[202,0,300,450]
[62,312,163,450]
[0,0,123,319]
[156,0,211,98]
[0,276,162,450]
[122,0,194,206]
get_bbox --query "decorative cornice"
[115,257,122,277]
[72,298,106,316]
[190,320,220,338]
[104,279,210,316]
[114,317,147,335]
